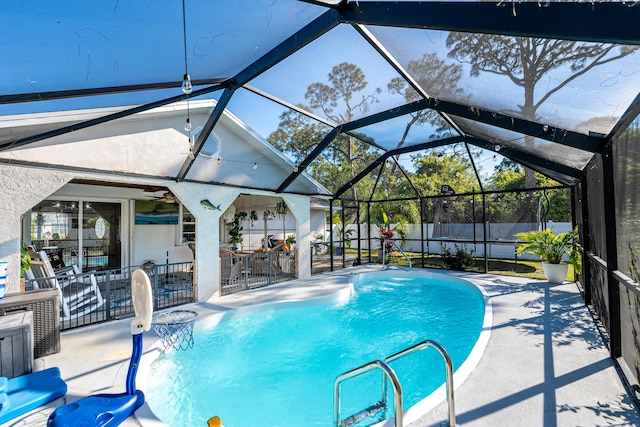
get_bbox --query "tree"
[306,63,381,123]
[446,33,638,219]
[268,63,382,223]
[267,108,377,200]
[381,54,468,223]
[493,158,522,174]
[387,53,465,149]
[304,62,381,205]
[487,159,571,223]
[411,147,478,236]
[267,107,328,164]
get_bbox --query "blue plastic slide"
[48,269,153,427]
[0,367,67,424]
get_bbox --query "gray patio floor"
[5,266,639,427]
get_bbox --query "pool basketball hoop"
[152,310,198,351]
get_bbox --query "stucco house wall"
[0,101,327,300]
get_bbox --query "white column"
[171,183,241,301]
[0,165,72,293]
[282,195,311,280]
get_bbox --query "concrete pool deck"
[7,266,640,427]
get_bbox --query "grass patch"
[365,250,576,281]
[335,248,577,281]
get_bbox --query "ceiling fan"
[152,191,179,204]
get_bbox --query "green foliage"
[369,196,420,225]
[489,163,525,190]
[441,245,475,270]
[446,32,637,220]
[410,148,479,224]
[376,211,395,252]
[249,210,258,226]
[267,56,583,228]
[35,212,45,226]
[229,212,247,245]
[327,211,342,225]
[486,167,571,223]
[381,211,390,229]
[336,222,354,248]
[393,221,409,240]
[546,189,572,222]
[267,108,329,164]
[412,148,476,195]
[20,244,31,278]
[275,200,288,216]
[515,227,581,272]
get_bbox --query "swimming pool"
[144,270,491,427]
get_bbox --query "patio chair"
[220,249,242,290]
[24,251,104,321]
[248,251,283,277]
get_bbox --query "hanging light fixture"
[181,0,192,95]
[181,0,193,160]
[187,137,194,159]
[182,73,193,95]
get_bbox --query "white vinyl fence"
[327,222,572,261]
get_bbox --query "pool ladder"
[334,340,455,427]
[381,239,412,271]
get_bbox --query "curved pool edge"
[136,278,356,427]
[364,270,493,427]
[136,267,492,427]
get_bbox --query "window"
[180,205,195,245]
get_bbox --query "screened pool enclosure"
[1,0,640,399]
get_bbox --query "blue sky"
[4,1,638,180]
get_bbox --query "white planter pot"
[542,262,569,284]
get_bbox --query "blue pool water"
[146,271,486,427]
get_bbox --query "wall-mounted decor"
[135,201,179,224]
[200,199,221,211]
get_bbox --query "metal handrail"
[334,359,403,427]
[334,339,456,427]
[382,238,412,270]
[386,340,456,427]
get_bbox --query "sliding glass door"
[24,200,122,272]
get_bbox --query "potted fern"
[515,226,580,284]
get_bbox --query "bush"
[441,245,475,270]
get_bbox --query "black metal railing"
[25,262,195,330]
[220,250,296,296]
[32,241,109,270]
